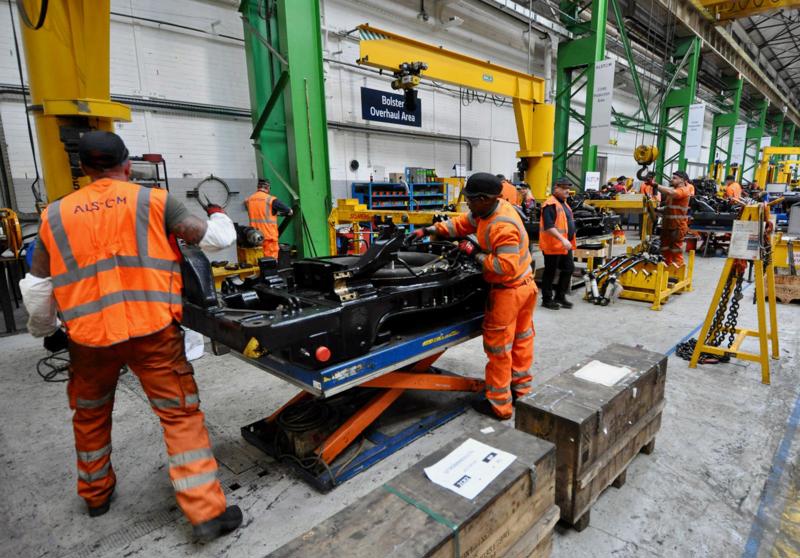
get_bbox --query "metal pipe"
[327,121,474,170]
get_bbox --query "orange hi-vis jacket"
[663,183,693,230]
[39,179,182,347]
[500,180,519,205]
[247,190,278,243]
[434,199,532,287]
[538,196,577,255]
[725,182,742,200]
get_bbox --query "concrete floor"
[1,248,799,558]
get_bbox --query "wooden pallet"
[516,344,667,532]
[775,273,800,304]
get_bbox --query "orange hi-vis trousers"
[482,277,537,419]
[660,225,687,266]
[66,323,226,525]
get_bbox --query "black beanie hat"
[79,131,129,170]
[464,172,502,197]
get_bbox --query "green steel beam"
[742,99,768,182]
[553,0,608,187]
[608,0,649,123]
[771,113,786,147]
[241,0,332,257]
[654,36,700,181]
[706,76,742,176]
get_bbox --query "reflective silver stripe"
[51,255,177,288]
[467,213,477,227]
[78,462,111,483]
[666,205,687,210]
[150,396,182,409]
[487,385,511,394]
[496,245,518,255]
[512,369,530,378]
[185,393,199,406]
[61,290,176,321]
[512,267,532,283]
[488,396,512,407]
[265,196,277,223]
[515,328,533,340]
[77,443,112,463]
[250,219,272,224]
[513,381,532,390]
[483,223,492,251]
[76,392,114,409]
[483,341,513,354]
[47,201,78,272]
[445,220,457,237]
[493,216,528,252]
[492,257,504,274]
[664,214,688,219]
[136,186,152,257]
[168,448,213,468]
[172,470,217,492]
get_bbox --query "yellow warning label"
[422,329,460,347]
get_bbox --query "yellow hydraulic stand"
[689,204,779,384]
[617,249,695,311]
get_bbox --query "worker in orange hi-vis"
[246,178,293,259]
[19,131,242,542]
[640,172,662,202]
[656,170,694,267]
[496,174,521,205]
[723,174,743,201]
[409,173,536,420]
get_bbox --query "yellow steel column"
[753,259,770,384]
[689,258,733,369]
[17,0,130,203]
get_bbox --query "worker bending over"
[410,173,536,420]
[723,175,742,201]
[539,177,577,310]
[496,174,520,206]
[656,170,693,266]
[640,172,662,202]
[20,131,242,542]
[245,178,293,259]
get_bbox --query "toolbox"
[515,344,667,531]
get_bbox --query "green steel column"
[722,77,742,177]
[787,122,796,147]
[241,0,332,257]
[743,99,769,182]
[553,0,608,186]
[771,113,785,147]
[706,77,743,175]
[654,37,701,180]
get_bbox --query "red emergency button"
[315,346,331,362]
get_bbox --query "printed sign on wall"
[361,87,422,127]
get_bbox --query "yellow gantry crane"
[356,24,555,201]
[754,146,800,188]
[694,0,800,22]
[16,0,131,204]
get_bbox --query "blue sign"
[360,87,422,127]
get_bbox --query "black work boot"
[87,486,115,518]
[193,505,243,543]
[555,295,573,309]
[542,297,560,310]
[471,398,511,421]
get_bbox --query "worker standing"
[723,175,742,201]
[19,131,242,541]
[245,178,293,259]
[539,177,577,310]
[656,170,693,266]
[640,172,662,202]
[613,176,629,194]
[496,174,520,206]
[410,173,536,420]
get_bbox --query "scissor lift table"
[238,314,485,491]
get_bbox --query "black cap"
[257,178,271,187]
[78,131,129,170]
[553,176,572,188]
[464,172,502,197]
[495,174,506,180]
[645,171,656,179]
[672,170,690,181]
[618,175,627,181]
[725,175,735,181]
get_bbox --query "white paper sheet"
[573,360,631,387]
[424,438,516,500]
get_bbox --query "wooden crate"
[775,273,800,304]
[515,344,667,531]
[271,426,557,558]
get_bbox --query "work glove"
[205,203,226,216]
[458,239,480,257]
[406,227,431,244]
[43,328,69,353]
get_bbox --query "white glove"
[19,273,61,337]
[199,213,236,251]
